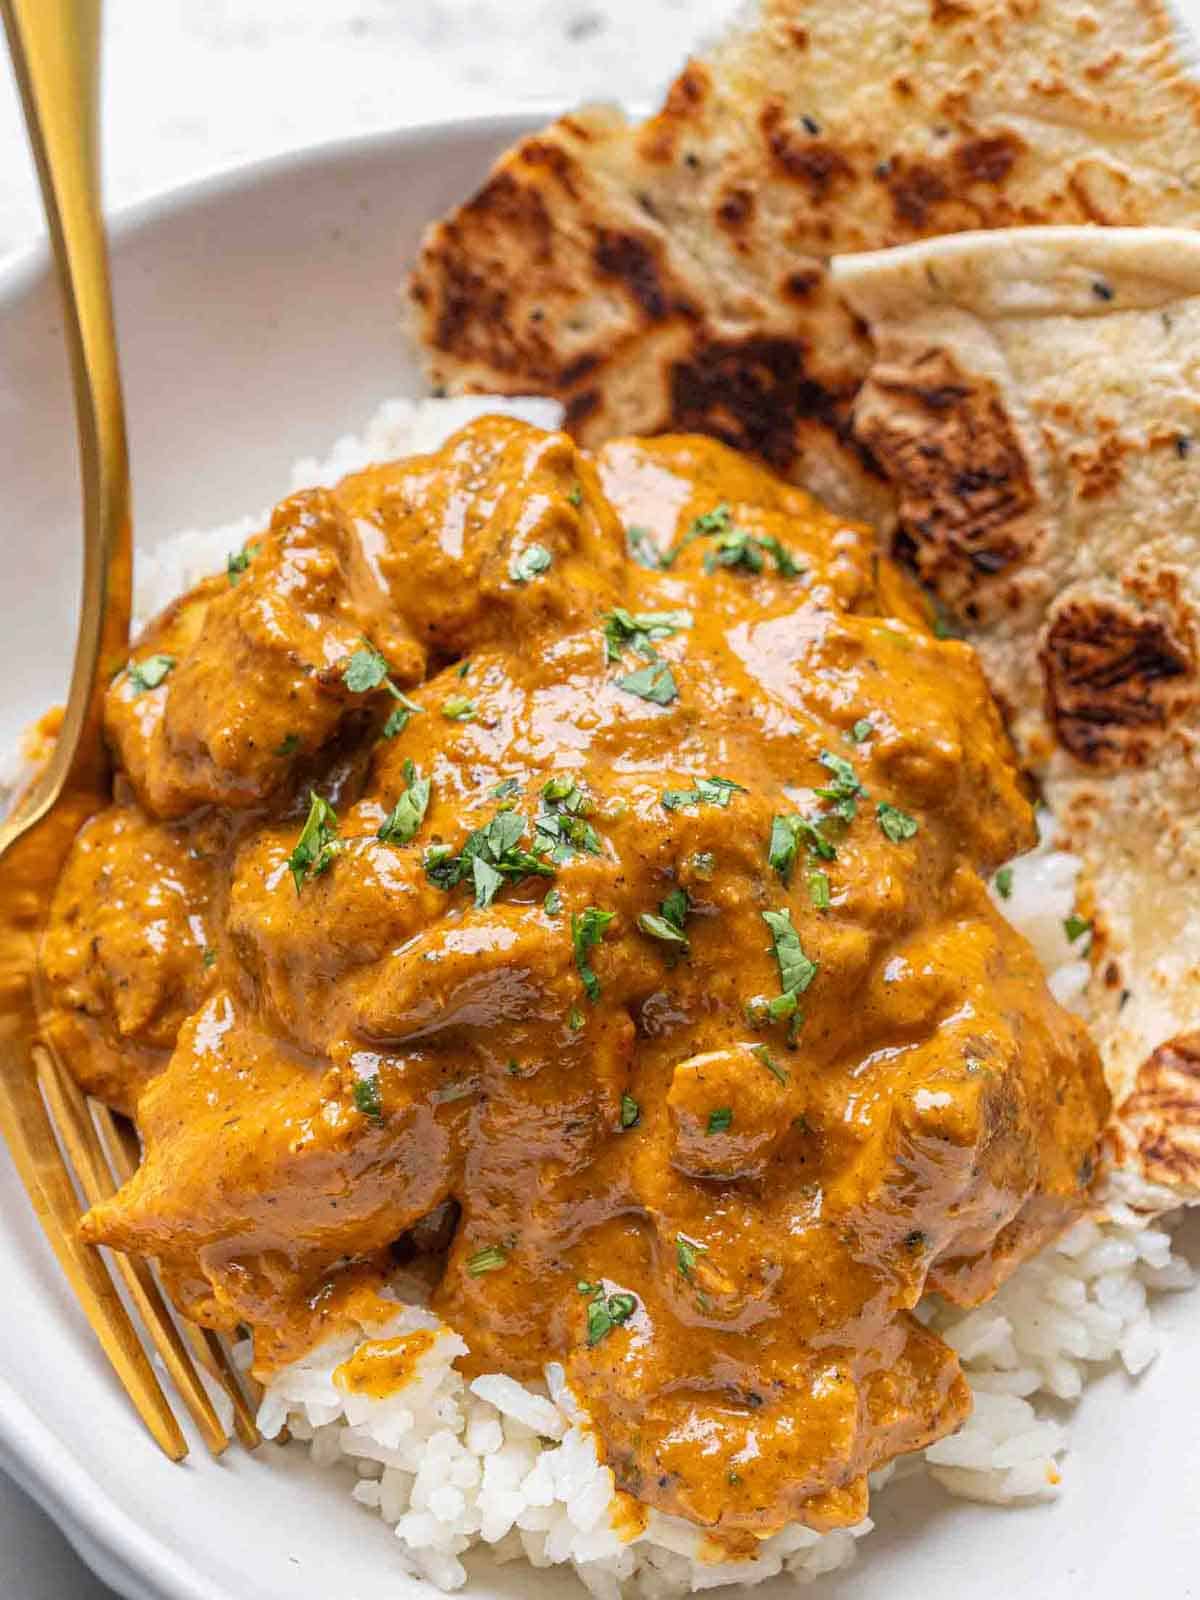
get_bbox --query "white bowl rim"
[0,108,543,1600]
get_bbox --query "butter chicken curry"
[38,417,1109,1538]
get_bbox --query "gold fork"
[0,0,259,1459]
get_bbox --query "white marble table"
[0,2,737,1593]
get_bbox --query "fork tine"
[190,1328,263,1451]
[95,1102,262,1450]
[0,1053,187,1460]
[36,1049,230,1456]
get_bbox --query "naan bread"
[832,226,1200,1206]
[410,0,1200,524]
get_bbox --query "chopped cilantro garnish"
[660,887,688,928]
[343,645,391,694]
[620,1093,640,1129]
[762,907,818,1000]
[424,807,554,906]
[664,502,800,577]
[808,870,831,910]
[616,660,677,706]
[201,947,217,969]
[814,750,863,821]
[568,1005,585,1031]
[572,906,615,1002]
[491,777,522,800]
[508,543,554,584]
[1064,913,1092,944]
[534,776,602,861]
[876,801,919,843]
[675,1233,708,1279]
[275,732,301,757]
[638,912,688,948]
[127,653,175,694]
[543,888,562,915]
[662,776,746,811]
[751,1042,789,1086]
[382,692,423,739]
[466,1244,508,1276]
[767,813,835,882]
[601,607,692,664]
[848,718,873,743]
[707,1107,733,1134]
[225,543,259,586]
[287,792,340,892]
[626,525,664,569]
[353,1074,383,1122]
[377,760,431,846]
[689,850,716,879]
[568,483,583,508]
[638,888,689,953]
[442,695,476,721]
[994,866,1014,900]
[580,1282,637,1346]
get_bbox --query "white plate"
[1,116,1198,1600]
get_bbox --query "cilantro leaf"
[287,791,340,893]
[382,692,423,739]
[616,660,677,706]
[353,1074,383,1122]
[751,1042,789,1086]
[675,1233,708,1279]
[226,543,260,586]
[876,801,919,843]
[377,760,431,846]
[707,1107,733,1134]
[767,814,835,882]
[343,645,391,694]
[442,695,476,721]
[572,906,615,1002]
[620,1093,640,1129]
[626,525,664,569]
[1064,913,1092,944]
[424,806,555,905]
[127,653,176,694]
[814,749,864,821]
[808,869,831,909]
[762,908,818,997]
[534,776,602,861]
[466,1244,508,1276]
[848,718,873,744]
[583,1285,637,1346]
[601,607,692,663]
[638,911,689,948]
[662,776,746,811]
[665,502,801,577]
[660,888,688,929]
[508,543,554,584]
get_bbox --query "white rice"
[53,395,1200,1595]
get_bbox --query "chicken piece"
[107,489,423,818]
[38,802,218,1113]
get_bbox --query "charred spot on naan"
[1041,594,1196,769]
[851,347,1043,616]
[1111,1032,1200,1196]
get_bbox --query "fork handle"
[1,0,131,843]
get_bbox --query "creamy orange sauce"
[37,417,1109,1536]
[333,1328,438,1399]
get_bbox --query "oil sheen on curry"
[38,417,1109,1539]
